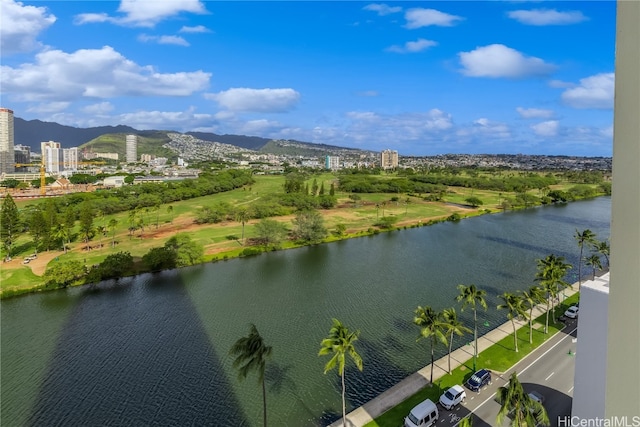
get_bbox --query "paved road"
[430,317,578,427]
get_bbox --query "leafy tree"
[585,254,602,280]
[574,229,596,289]
[284,173,305,193]
[292,210,327,244]
[414,306,447,384]
[442,308,471,374]
[27,207,48,255]
[311,178,319,196]
[319,182,325,196]
[167,205,174,223]
[465,196,484,208]
[329,183,335,196]
[521,286,546,344]
[43,260,86,288]
[254,219,288,249]
[96,251,134,280]
[142,247,176,271]
[230,324,273,427]
[0,194,20,259]
[0,179,20,188]
[333,223,347,237]
[536,254,572,333]
[318,318,363,427]
[164,233,203,267]
[455,284,487,371]
[497,292,528,352]
[496,372,550,427]
[374,216,398,229]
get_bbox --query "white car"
[439,384,466,410]
[564,305,579,319]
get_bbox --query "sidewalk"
[329,283,581,427]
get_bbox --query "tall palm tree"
[536,254,572,333]
[442,308,471,374]
[496,372,550,427]
[108,218,119,247]
[167,205,174,224]
[585,254,602,280]
[497,292,529,353]
[455,284,487,371]
[574,229,596,289]
[521,286,546,344]
[414,306,448,383]
[318,318,363,427]
[52,223,70,254]
[592,239,610,268]
[229,324,273,427]
[236,207,250,245]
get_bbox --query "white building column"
[605,0,640,416]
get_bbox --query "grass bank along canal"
[0,197,610,427]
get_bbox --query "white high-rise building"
[41,141,61,173]
[126,134,137,163]
[380,149,398,170]
[0,108,15,174]
[63,147,78,171]
[325,155,340,170]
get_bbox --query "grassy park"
[0,170,606,297]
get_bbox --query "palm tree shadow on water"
[28,275,249,427]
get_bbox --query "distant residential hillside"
[259,139,367,157]
[82,132,176,161]
[186,132,270,150]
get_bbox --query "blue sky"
[1,1,616,156]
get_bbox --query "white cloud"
[457,117,511,139]
[561,73,614,109]
[1,46,211,102]
[531,120,560,137]
[363,3,402,16]
[26,101,70,113]
[508,9,588,26]
[138,34,190,46]
[205,88,300,113]
[1,0,56,55]
[458,44,555,78]
[404,8,463,29]
[179,25,210,33]
[344,109,453,143]
[516,107,554,119]
[82,102,114,115]
[386,38,437,53]
[548,79,574,88]
[75,0,207,27]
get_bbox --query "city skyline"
[0,1,615,156]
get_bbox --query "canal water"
[1,197,611,426]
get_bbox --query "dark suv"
[465,369,492,392]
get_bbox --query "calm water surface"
[1,197,611,426]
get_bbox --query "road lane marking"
[568,386,574,393]
[545,372,555,381]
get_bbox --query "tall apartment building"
[41,141,61,173]
[14,144,31,164]
[126,134,137,163]
[0,108,15,174]
[63,147,79,171]
[325,155,340,170]
[380,149,398,170]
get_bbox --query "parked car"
[564,305,579,319]
[528,391,545,404]
[465,368,492,392]
[439,384,466,410]
[404,398,439,427]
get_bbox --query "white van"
[404,398,439,427]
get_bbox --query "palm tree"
[574,229,596,289]
[592,239,610,268]
[536,254,572,333]
[318,318,363,427]
[108,218,119,247]
[52,223,70,254]
[497,292,529,353]
[521,286,546,344]
[496,372,550,427]
[455,284,487,371]
[442,308,471,374]
[236,207,250,245]
[167,205,174,224]
[585,254,602,280]
[414,306,447,383]
[229,324,273,427]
